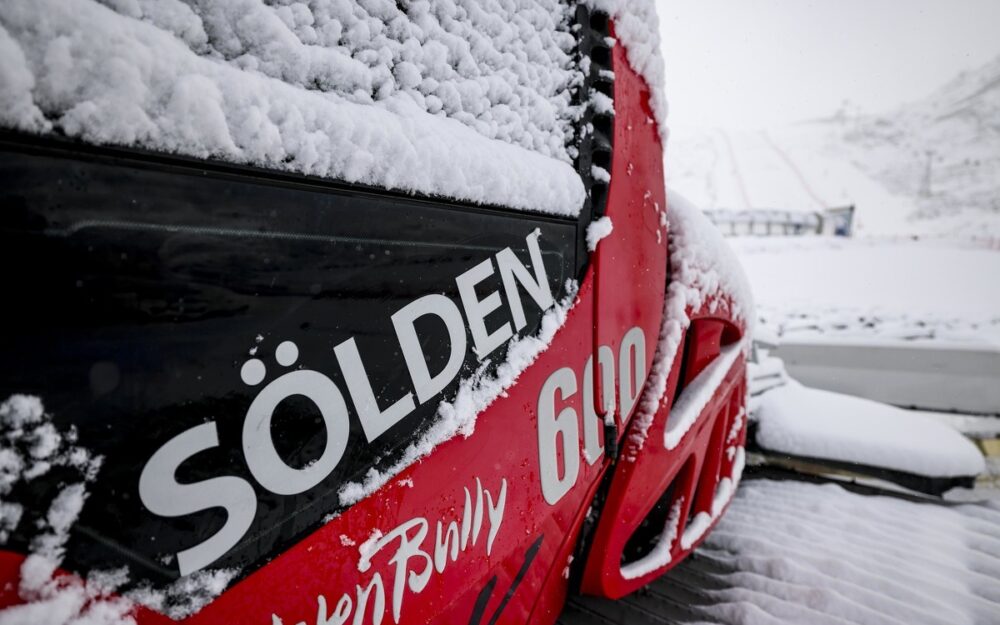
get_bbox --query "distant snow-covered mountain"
[842,53,1000,222]
[666,54,1000,238]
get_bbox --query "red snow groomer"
[0,6,748,624]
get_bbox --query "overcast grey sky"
[657,0,1000,130]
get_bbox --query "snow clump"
[0,395,237,622]
[585,216,613,251]
[0,395,135,625]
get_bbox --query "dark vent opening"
[592,123,612,150]
[589,12,609,33]
[592,149,611,171]
[670,327,695,409]
[572,7,614,270]
[591,45,611,66]
[620,481,678,566]
[591,183,608,213]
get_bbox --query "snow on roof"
[0,0,589,215]
[755,381,985,478]
[2,1,673,216]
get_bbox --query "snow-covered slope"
[666,129,831,214]
[842,54,1000,231]
[667,54,1000,238]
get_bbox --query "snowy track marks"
[562,478,1000,625]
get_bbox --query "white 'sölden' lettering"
[139,231,549,575]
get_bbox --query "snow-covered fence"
[704,205,855,237]
[773,338,1000,415]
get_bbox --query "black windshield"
[0,135,578,587]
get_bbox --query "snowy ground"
[563,476,1000,625]
[688,478,1000,625]
[730,236,1000,348]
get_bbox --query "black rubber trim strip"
[0,130,579,228]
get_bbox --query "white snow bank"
[734,236,1000,347]
[699,479,1000,625]
[626,190,753,458]
[0,0,587,216]
[755,381,985,477]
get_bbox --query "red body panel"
[592,25,669,433]
[0,19,748,625]
[580,308,747,598]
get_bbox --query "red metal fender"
[580,301,748,599]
